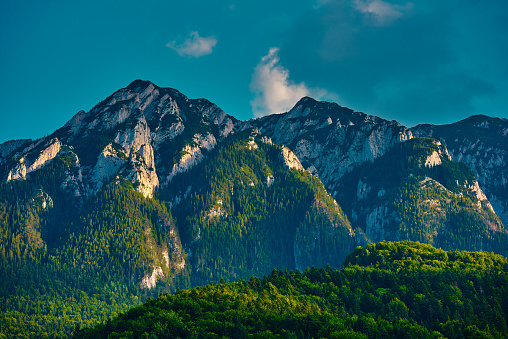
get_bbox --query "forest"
[74,241,508,339]
[0,130,355,337]
[1,131,507,338]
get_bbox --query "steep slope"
[0,169,184,338]
[0,83,359,337]
[74,241,508,339]
[335,137,507,255]
[412,115,508,226]
[159,129,356,286]
[1,80,507,337]
[0,80,240,200]
[250,97,413,197]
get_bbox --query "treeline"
[161,130,354,286]
[0,130,353,337]
[336,137,508,256]
[74,241,508,339]
[0,155,183,337]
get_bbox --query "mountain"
[73,241,508,339]
[0,80,507,337]
[157,128,355,286]
[249,97,413,196]
[249,97,507,252]
[1,79,240,200]
[335,137,506,253]
[0,81,354,337]
[412,115,508,226]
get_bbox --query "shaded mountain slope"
[0,80,507,337]
[159,129,356,286]
[250,97,413,197]
[412,115,508,226]
[335,137,507,255]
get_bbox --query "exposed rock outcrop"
[412,115,508,225]
[251,97,413,195]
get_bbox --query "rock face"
[412,115,508,226]
[250,97,413,197]
[6,138,63,181]
[333,137,506,253]
[1,80,507,287]
[280,146,304,171]
[2,80,240,199]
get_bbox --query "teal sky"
[1,0,507,143]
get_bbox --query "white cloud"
[355,0,413,25]
[250,48,337,117]
[167,31,217,58]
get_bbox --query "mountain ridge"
[1,79,506,228]
[1,79,507,337]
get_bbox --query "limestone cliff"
[412,115,508,226]
[250,97,413,197]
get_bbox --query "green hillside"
[0,130,354,337]
[0,176,181,337]
[74,241,508,339]
[161,129,355,285]
[336,137,508,254]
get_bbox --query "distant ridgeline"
[0,80,507,338]
[74,241,508,339]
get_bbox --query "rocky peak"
[3,80,240,199]
[126,79,156,92]
[412,115,508,226]
[250,98,413,196]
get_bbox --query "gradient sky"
[1,0,507,143]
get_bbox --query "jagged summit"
[414,114,507,132]
[126,79,156,91]
[1,80,240,199]
[124,79,186,99]
[250,95,413,193]
[453,114,508,125]
[2,80,508,338]
[1,79,506,227]
[290,96,405,128]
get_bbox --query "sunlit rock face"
[1,80,506,263]
[250,97,413,197]
[2,80,240,199]
[412,115,508,225]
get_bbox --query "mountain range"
[0,80,507,337]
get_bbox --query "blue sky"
[1,0,507,143]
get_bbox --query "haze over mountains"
[0,80,507,337]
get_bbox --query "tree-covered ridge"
[0,159,186,337]
[389,176,506,254]
[0,128,356,337]
[74,241,508,339]
[57,179,185,283]
[344,240,508,272]
[411,114,508,228]
[161,129,355,286]
[335,137,507,255]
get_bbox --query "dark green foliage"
[75,241,508,339]
[161,130,353,285]
[0,130,353,337]
[335,137,508,256]
[412,116,508,214]
[1,129,506,338]
[0,155,185,338]
[72,131,117,167]
[386,176,506,253]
